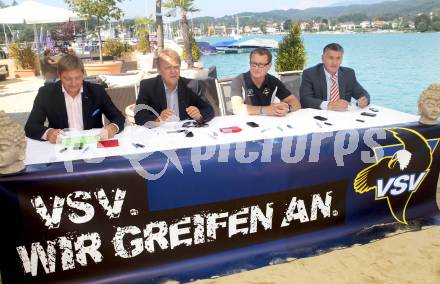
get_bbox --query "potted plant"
[8,43,39,78]
[276,21,306,72]
[181,36,201,67]
[65,0,124,75]
[103,39,138,73]
[275,22,306,98]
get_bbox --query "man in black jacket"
[134,49,214,126]
[300,43,370,111]
[25,54,124,143]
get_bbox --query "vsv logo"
[376,172,427,198]
[354,128,438,224]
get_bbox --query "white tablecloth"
[25,105,419,165]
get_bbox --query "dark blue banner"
[1,123,439,283]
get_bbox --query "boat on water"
[197,41,218,55]
[209,38,279,54]
[210,40,239,54]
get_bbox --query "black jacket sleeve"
[134,79,158,125]
[299,68,324,109]
[187,86,215,122]
[24,86,50,140]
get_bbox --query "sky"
[10,0,394,19]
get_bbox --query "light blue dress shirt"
[164,83,180,119]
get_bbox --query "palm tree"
[135,16,154,38]
[135,16,154,53]
[163,0,199,68]
[156,0,164,51]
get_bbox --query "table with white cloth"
[2,106,440,284]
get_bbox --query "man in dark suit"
[300,43,370,111]
[25,54,124,143]
[134,49,214,126]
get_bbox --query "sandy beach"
[193,225,440,284]
[1,76,440,284]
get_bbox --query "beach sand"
[193,225,440,284]
[1,76,440,284]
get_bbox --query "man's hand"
[100,124,118,140]
[357,96,369,108]
[265,102,289,116]
[328,99,349,111]
[158,109,176,122]
[288,100,301,112]
[186,106,202,121]
[47,128,61,144]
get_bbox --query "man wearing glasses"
[230,48,301,116]
[135,49,214,125]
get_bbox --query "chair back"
[277,71,302,100]
[104,85,137,124]
[215,78,234,116]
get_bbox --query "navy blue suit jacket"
[300,63,370,109]
[25,81,125,140]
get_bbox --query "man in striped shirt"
[300,43,370,111]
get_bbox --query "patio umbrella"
[0,0,81,24]
[0,1,82,56]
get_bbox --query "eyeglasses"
[250,62,270,68]
[182,120,208,128]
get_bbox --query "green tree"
[416,21,429,32]
[260,23,267,34]
[283,20,292,31]
[275,22,306,72]
[164,0,199,68]
[431,20,440,31]
[415,14,430,32]
[64,0,124,63]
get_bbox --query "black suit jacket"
[134,76,214,125]
[25,81,125,140]
[300,63,370,109]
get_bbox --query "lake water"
[200,33,440,114]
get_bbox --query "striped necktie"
[330,74,339,102]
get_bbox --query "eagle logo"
[354,128,439,224]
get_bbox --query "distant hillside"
[191,0,440,26]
